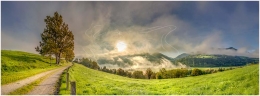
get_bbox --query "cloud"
[1,1,258,60]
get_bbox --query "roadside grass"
[59,64,259,95]
[8,69,54,95]
[1,50,68,84]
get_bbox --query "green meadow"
[59,63,259,95]
[1,50,67,84]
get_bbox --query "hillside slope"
[96,52,258,68]
[1,50,66,84]
[175,53,258,67]
[59,64,259,95]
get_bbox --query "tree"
[145,68,153,79]
[150,73,156,79]
[102,66,107,72]
[116,68,125,76]
[35,12,74,64]
[92,61,100,70]
[132,71,145,79]
[126,71,132,78]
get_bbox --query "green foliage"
[156,68,189,79]
[116,68,125,76]
[132,71,145,79]
[150,73,156,79]
[145,68,153,79]
[1,50,64,84]
[156,72,163,79]
[36,12,74,64]
[91,61,100,70]
[191,69,203,76]
[59,64,259,95]
[204,69,218,74]
[79,58,101,70]
[176,54,259,67]
[79,57,241,80]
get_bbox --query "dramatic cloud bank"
[2,1,259,60]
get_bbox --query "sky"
[1,1,259,58]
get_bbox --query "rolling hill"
[59,63,259,95]
[1,50,66,84]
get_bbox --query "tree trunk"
[57,53,61,65]
[56,54,59,64]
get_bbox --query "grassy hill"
[59,63,259,95]
[1,50,67,84]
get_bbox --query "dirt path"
[27,65,70,95]
[1,64,71,95]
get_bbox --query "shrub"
[191,69,203,76]
[156,73,163,79]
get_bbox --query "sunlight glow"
[116,41,127,52]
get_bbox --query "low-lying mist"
[98,55,190,72]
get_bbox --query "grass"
[8,69,54,95]
[59,63,259,95]
[1,50,67,84]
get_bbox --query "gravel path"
[1,64,71,95]
[27,65,70,95]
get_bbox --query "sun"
[116,41,127,52]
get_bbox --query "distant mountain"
[174,53,189,60]
[97,53,178,67]
[97,52,176,67]
[96,52,258,68]
[174,53,258,67]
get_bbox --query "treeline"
[75,58,237,79]
[175,54,259,67]
[74,58,100,70]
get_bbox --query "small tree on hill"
[116,68,125,76]
[92,61,100,70]
[145,68,153,79]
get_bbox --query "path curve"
[1,64,71,95]
[27,65,70,95]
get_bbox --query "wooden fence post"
[70,81,76,95]
[66,72,69,90]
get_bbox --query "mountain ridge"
[96,51,258,68]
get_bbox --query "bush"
[204,69,216,74]
[191,69,203,76]
[218,68,224,72]
[156,73,163,79]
